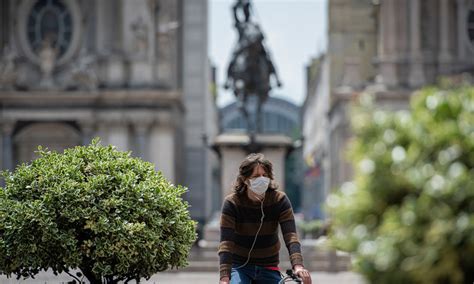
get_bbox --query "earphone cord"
[234,196,265,270]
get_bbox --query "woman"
[218,153,312,284]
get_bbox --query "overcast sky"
[209,0,328,107]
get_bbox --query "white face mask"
[249,176,270,195]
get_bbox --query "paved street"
[0,271,365,283]
[150,271,366,284]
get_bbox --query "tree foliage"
[327,84,474,284]
[0,139,196,283]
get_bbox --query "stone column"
[438,0,452,74]
[149,113,176,183]
[220,147,248,198]
[78,120,95,146]
[134,123,150,159]
[378,0,398,87]
[457,0,467,61]
[120,0,155,87]
[96,122,109,145]
[408,0,426,88]
[107,120,129,152]
[156,0,180,89]
[1,121,14,171]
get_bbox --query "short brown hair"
[233,153,278,194]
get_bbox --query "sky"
[209,0,328,107]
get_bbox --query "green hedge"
[327,84,474,284]
[0,139,196,283]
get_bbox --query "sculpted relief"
[0,46,18,90]
[131,17,150,57]
[11,0,88,91]
[38,36,58,89]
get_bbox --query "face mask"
[249,176,270,195]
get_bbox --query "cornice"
[0,89,184,111]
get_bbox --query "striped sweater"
[218,190,303,279]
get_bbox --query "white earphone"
[234,195,265,269]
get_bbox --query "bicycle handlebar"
[278,269,302,283]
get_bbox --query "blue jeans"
[230,264,282,284]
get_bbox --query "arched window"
[13,122,80,164]
[468,1,474,47]
[27,0,73,58]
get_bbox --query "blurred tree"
[0,139,196,283]
[327,82,474,284]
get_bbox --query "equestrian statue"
[224,0,282,134]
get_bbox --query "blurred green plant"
[327,84,474,284]
[0,139,197,283]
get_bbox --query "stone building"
[0,0,217,224]
[302,54,329,220]
[303,0,474,214]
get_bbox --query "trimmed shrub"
[0,139,196,283]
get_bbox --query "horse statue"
[224,0,282,133]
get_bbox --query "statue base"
[203,132,294,242]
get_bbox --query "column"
[78,120,95,146]
[97,1,125,86]
[156,0,180,89]
[457,0,467,61]
[378,0,398,87]
[122,0,154,87]
[1,121,14,171]
[0,1,9,50]
[134,123,150,159]
[107,120,129,152]
[438,0,452,74]
[149,113,175,183]
[220,147,247,198]
[96,122,109,145]
[408,0,426,88]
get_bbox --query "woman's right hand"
[219,276,230,284]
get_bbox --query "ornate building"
[303,0,474,217]
[302,54,329,220]
[0,0,217,224]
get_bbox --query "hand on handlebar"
[293,266,312,284]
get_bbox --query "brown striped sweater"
[218,190,304,279]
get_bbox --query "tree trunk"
[79,267,102,284]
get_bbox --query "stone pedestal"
[202,132,294,243]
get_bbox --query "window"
[468,1,474,47]
[26,0,73,59]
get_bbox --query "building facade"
[0,0,217,224]
[302,54,330,220]
[303,0,474,218]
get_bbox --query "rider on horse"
[224,0,282,133]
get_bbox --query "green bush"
[327,84,474,284]
[0,139,196,283]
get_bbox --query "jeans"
[230,264,282,284]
